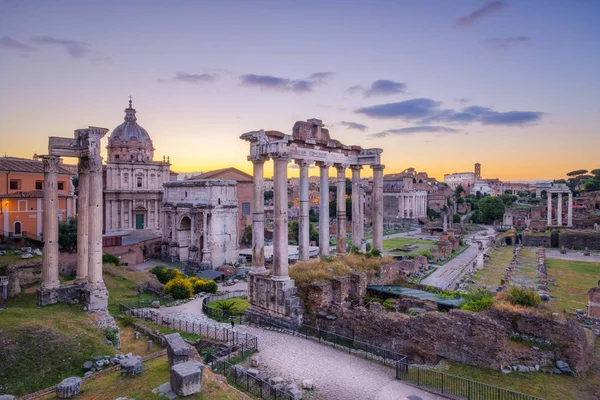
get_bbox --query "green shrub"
[102,254,120,266]
[506,286,541,307]
[163,277,193,299]
[150,266,183,284]
[460,288,493,312]
[420,250,433,259]
[192,279,218,294]
[382,298,394,311]
[104,328,119,346]
[121,314,135,327]
[348,246,362,255]
[366,242,372,252]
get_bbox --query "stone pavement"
[421,225,496,290]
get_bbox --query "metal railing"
[396,362,545,400]
[211,358,292,400]
[202,290,248,324]
[118,303,257,351]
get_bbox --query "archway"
[14,221,22,237]
[178,216,192,261]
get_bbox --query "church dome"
[107,99,155,162]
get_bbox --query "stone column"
[272,155,290,281]
[336,164,347,255]
[351,166,363,249]
[547,193,552,226]
[250,158,268,274]
[120,201,124,229]
[297,159,310,261]
[567,192,573,227]
[372,164,384,252]
[87,155,104,290]
[129,200,133,229]
[171,209,177,242]
[75,157,90,285]
[200,210,211,267]
[190,208,196,250]
[154,199,159,229]
[317,162,330,256]
[557,193,563,226]
[41,155,60,290]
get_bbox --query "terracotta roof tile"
[0,157,74,175]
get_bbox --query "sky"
[0,0,599,181]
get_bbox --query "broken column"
[170,360,204,397]
[165,333,190,366]
[250,157,268,274]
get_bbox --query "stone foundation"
[84,286,109,312]
[36,284,84,307]
[247,275,302,330]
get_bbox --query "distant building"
[0,156,75,240]
[103,100,171,233]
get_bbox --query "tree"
[241,225,252,246]
[584,177,600,192]
[58,216,77,253]
[264,190,274,201]
[452,214,461,224]
[455,185,465,198]
[288,220,319,243]
[591,169,600,177]
[567,169,588,177]
[475,196,505,224]
[499,193,517,206]
[329,198,352,220]
[427,208,440,220]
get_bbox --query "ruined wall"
[521,232,551,247]
[558,230,600,250]
[5,262,42,297]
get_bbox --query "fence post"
[441,373,444,393]
[468,380,471,400]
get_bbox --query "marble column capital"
[271,154,291,163]
[42,155,60,173]
[77,157,91,175]
[371,164,385,171]
[349,165,363,171]
[295,159,312,167]
[250,155,269,164]
[315,161,333,168]
[334,163,349,172]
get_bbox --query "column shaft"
[42,156,60,290]
[372,165,384,252]
[336,164,347,255]
[318,163,330,256]
[567,192,573,227]
[250,159,268,274]
[298,160,310,261]
[272,156,290,280]
[201,210,210,265]
[557,193,563,226]
[547,194,552,226]
[75,158,89,285]
[87,156,104,289]
[351,166,362,249]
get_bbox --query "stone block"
[269,376,284,386]
[164,333,189,366]
[302,379,314,390]
[250,355,259,367]
[247,368,259,376]
[56,377,82,398]
[0,396,16,400]
[120,355,142,376]
[170,360,204,397]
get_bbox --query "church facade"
[103,101,171,233]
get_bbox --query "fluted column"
[250,158,268,274]
[547,194,552,226]
[567,192,573,227]
[272,155,290,281]
[297,159,310,262]
[129,200,133,229]
[372,164,384,252]
[75,157,90,285]
[190,208,197,249]
[87,155,104,289]
[317,162,330,256]
[336,164,347,255]
[351,166,363,249]
[42,155,60,290]
[201,210,211,266]
[557,193,563,226]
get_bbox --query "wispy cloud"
[340,121,368,131]
[455,1,507,27]
[364,80,407,97]
[356,99,545,127]
[484,36,531,50]
[158,72,218,84]
[240,72,334,93]
[348,85,364,95]
[0,36,35,55]
[369,126,461,138]
[31,35,91,58]
[454,97,471,104]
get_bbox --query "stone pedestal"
[120,355,143,376]
[165,333,190,366]
[56,377,82,398]
[84,286,109,312]
[246,275,302,330]
[170,360,204,397]
[36,284,84,307]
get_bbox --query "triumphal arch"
[241,118,384,328]
[36,127,109,312]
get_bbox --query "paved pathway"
[421,225,496,290]
[545,249,600,263]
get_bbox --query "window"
[9,180,19,190]
[57,182,64,190]
[242,202,251,215]
[115,155,120,159]
[137,177,143,188]
[35,181,43,190]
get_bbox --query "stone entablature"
[161,180,238,269]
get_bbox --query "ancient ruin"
[536,182,573,227]
[36,127,109,311]
[240,119,384,328]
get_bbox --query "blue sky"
[1,0,598,180]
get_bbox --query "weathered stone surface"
[164,333,189,366]
[83,360,93,370]
[56,377,82,398]
[151,301,160,309]
[250,355,259,367]
[170,360,203,397]
[120,355,142,376]
[269,376,284,386]
[302,379,314,389]
[0,395,16,400]
[247,368,259,376]
[556,360,574,375]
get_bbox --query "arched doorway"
[14,221,22,237]
[178,216,191,261]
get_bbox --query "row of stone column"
[249,157,384,280]
[106,199,159,231]
[41,154,104,291]
[547,191,573,227]
[397,192,427,219]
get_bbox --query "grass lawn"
[435,338,600,400]
[382,237,437,257]
[546,258,600,313]
[469,247,513,289]
[207,297,249,313]
[0,293,115,396]
[102,263,159,315]
[0,251,42,269]
[38,355,249,400]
